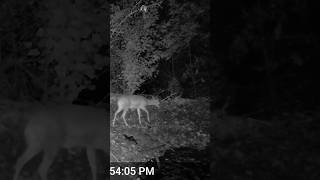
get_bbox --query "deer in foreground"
[12,104,108,180]
[112,95,160,127]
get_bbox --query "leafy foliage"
[110,0,209,93]
[0,0,107,102]
[37,0,106,101]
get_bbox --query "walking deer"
[12,104,108,180]
[112,95,160,127]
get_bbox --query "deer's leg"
[122,109,129,127]
[13,145,42,180]
[141,107,150,122]
[38,147,58,180]
[112,107,122,126]
[87,148,97,180]
[137,108,142,126]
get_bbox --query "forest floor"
[0,97,211,180]
[110,95,210,164]
[110,95,211,180]
[212,110,320,180]
[3,97,317,179]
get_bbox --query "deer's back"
[23,104,107,150]
[118,95,147,109]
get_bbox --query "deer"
[112,95,160,127]
[12,104,109,180]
